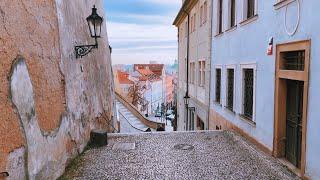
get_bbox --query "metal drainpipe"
[206,2,214,130]
[182,9,190,131]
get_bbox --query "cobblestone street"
[61,131,298,180]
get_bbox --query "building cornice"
[173,0,198,26]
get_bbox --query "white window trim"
[239,63,257,122]
[224,64,236,110]
[242,0,258,21]
[198,59,206,87]
[214,64,223,104]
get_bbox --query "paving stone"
[112,142,136,150]
[61,131,299,180]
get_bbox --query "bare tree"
[127,82,149,113]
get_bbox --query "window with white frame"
[198,61,205,87]
[226,67,235,111]
[185,21,188,37]
[240,64,256,121]
[179,27,183,41]
[191,15,194,32]
[215,67,222,103]
[190,13,197,33]
[217,0,223,34]
[200,5,203,26]
[203,1,208,24]
[193,13,196,32]
[202,62,205,86]
[244,0,257,20]
[229,0,236,28]
[189,62,196,84]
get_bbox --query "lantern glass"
[86,5,103,38]
[184,95,190,106]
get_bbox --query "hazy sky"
[104,0,181,65]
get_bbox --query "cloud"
[108,13,174,25]
[105,0,180,65]
[144,0,181,6]
[107,22,176,42]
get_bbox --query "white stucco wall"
[210,0,320,178]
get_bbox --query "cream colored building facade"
[173,0,212,131]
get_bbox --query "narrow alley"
[1,0,320,179]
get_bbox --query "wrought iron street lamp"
[184,94,190,107]
[75,5,103,58]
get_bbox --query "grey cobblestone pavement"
[61,131,299,180]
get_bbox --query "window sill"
[239,15,258,27]
[213,101,222,106]
[274,0,296,10]
[225,107,236,115]
[239,114,256,126]
[225,25,237,33]
[214,32,224,38]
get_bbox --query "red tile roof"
[134,64,164,76]
[117,70,134,84]
[137,69,154,76]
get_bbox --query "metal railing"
[98,112,119,133]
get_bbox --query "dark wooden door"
[285,80,303,168]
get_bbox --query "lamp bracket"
[75,43,97,59]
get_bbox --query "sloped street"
[61,131,298,180]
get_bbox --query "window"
[190,16,193,33]
[203,1,208,24]
[246,0,255,19]
[198,62,202,86]
[202,62,205,86]
[189,62,196,84]
[193,13,196,32]
[198,61,205,87]
[242,68,254,120]
[179,27,183,41]
[200,5,203,26]
[229,0,236,28]
[185,21,188,37]
[226,68,234,111]
[281,51,305,71]
[190,13,196,33]
[215,68,221,103]
[217,0,223,34]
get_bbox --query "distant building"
[133,66,164,115]
[165,75,174,107]
[114,70,134,96]
[173,0,213,131]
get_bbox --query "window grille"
[227,69,234,110]
[282,51,305,71]
[215,69,221,103]
[243,69,254,119]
